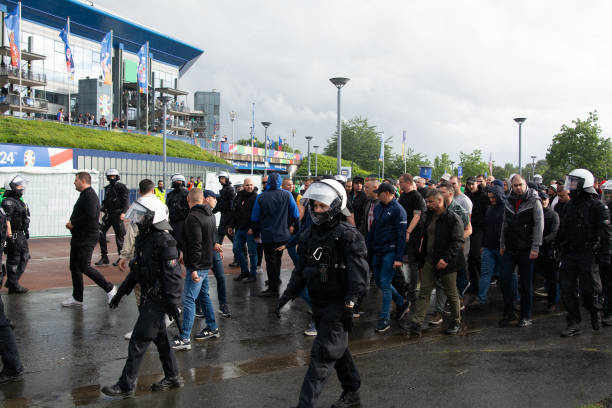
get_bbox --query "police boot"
[331,390,362,408]
[561,322,581,338]
[95,255,110,266]
[591,311,602,331]
[7,285,29,294]
[151,376,184,392]
[0,369,23,384]
[101,383,133,397]
[602,314,612,326]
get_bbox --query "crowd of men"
[0,166,610,408]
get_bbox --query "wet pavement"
[2,237,612,407]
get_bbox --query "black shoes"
[151,376,184,392]
[243,276,257,283]
[234,273,248,281]
[0,369,23,384]
[219,304,232,318]
[331,390,362,408]
[561,323,581,337]
[228,262,240,268]
[591,311,602,331]
[404,322,422,337]
[101,383,133,397]
[95,256,110,266]
[498,313,517,328]
[395,302,410,321]
[258,288,279,298]
[7,285,28,294]
[516,318,532,328]
[445,321,461,335]
[602,314,612,327]
[112,259,120,267]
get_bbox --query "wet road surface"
[2,237,612,407]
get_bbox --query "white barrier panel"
[0,168,100,238]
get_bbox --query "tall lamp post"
[530,155,537,181]
[291,128,296,149]
[305,136,313,176]
[261,121,271,176]
[313,145,319,176]
[513,117,527,177]
[229,110,236,161]
[160,96,172,188]
[330,77,350,175]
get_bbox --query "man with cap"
[102,196,183,396]
[367,182,409,332]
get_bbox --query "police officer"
[599,180,612,325]
[215,171,236,264]
[275,179,368,408]
[96,169,129,266]
[166,174,190,252]
[2,175,30,294]
[557,169,612,337]
[102,200,183,396]
[154,180,165,204]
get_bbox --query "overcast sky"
[103,0,612,167]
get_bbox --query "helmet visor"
[125,201,152,224]
[300,182,339,207]
[564,175,584,192]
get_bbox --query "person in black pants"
[536,192,560,313]
[465,175,490,294]
[63,172,116,307]
[0,296,23,384]
[96,168,129,266]
[2,175,31,294]
[251,172,299,297]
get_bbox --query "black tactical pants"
[297,302,360,408]
[600,262,612,316]
[0,295,22,375]
[169,220,185,253]
[560,253,603,324]
[98,212,125,257]
[118,300,178,391]
[263,241,286,292]
[5,233,29,290]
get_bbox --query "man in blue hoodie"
[251,172,300,297]
[367,182,408,332]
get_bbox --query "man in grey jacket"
[499,175,544,328]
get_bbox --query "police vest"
[133,230,180,300]
[154,187,166,204]
[166,188,190,222]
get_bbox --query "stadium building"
[0,0,204,134]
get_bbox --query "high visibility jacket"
[195,181,203,189]
[154,187,166,204]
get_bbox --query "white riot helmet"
[125,199,172,232]
[300,179,350,226]
[4,175,25,192]
[171,174,186,187]
[105,168,120,182]
[564,168,596,195]
[533,174,543,185]
[440,173,451,182]
[600,180,612,203]
[217,170,230,179]
[334,174,347,185]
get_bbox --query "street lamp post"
[291,128,296,149]
[261,121,271,176]
[160,96,172,188]
[313,145,319,176]
[229,110,236,161]
[530,155,537,181]
[305,136,313,176]
[514,117,527,177]
[330,77,350,175]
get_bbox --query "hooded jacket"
[482,185,505,250]
[366,198,407,261]
[251,172,300,243]
[500,187,544,253]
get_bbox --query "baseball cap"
[538,191,549,200]
[353,176,365,183]
[373,183,396,194]
[466,176,477,184]
[204,189,219,198]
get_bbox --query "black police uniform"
[214,181,236,244]
[600,198,612,323]
[535,205,560,308]
[279,219,368,408]
[166,185,189,251]
[2,191,30,292]
[109,228,183,392]
[0,206,23,383]
[98,181,129,258]
[557,191,612,332]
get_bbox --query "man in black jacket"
[407,188,464,336]
[166,174,190,252]
[63,172,116,307]
[102,199,184,396]
[350,176,367,230]
[96,168,129,267]
[172,188,223,351]
[465,176,489,294]
[215,171,237,267]
[229,178,259,282]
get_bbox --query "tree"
[458,149,489,179]
[385,148,431,179]
[546,111,612,180]
[296,154,369,178]
[324,116,392,173]
[432,153,453,180]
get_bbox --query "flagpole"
[67,16,71,125]
[18,1,22,117]
[145,41,149,135]
[402,130,406,174]
[110,30,113,123]
[250,102,255,175]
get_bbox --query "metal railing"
[0,66,46,83]
[0,93,48,110]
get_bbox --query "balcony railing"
[0,93,48,110]
[0,66,46,83]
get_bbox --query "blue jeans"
[501,250,533,319]
[210,251,227,305]
[478,248,503,303]
[373,252,404,320]
[182,269,217,339]
[233,229,258,276]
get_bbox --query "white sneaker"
[107,285,117,304]
[124,331,132,340]
[62,297,83,307]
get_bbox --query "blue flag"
[137,42,148,93]
[379,133,384,162]
[59,23,75,77]
[100,31,112,85]
[4,5,20,68]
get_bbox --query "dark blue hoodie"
[251,172,300,243]
[482,185,505,250]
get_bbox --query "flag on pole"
[59,22,75,78]
[137,42,148,93]
[278,136,282,150]
[379,133,385,162]
[489,153,493,176]
[4,5,20,68]
[100,31,112,85]
[401,130,406,158]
